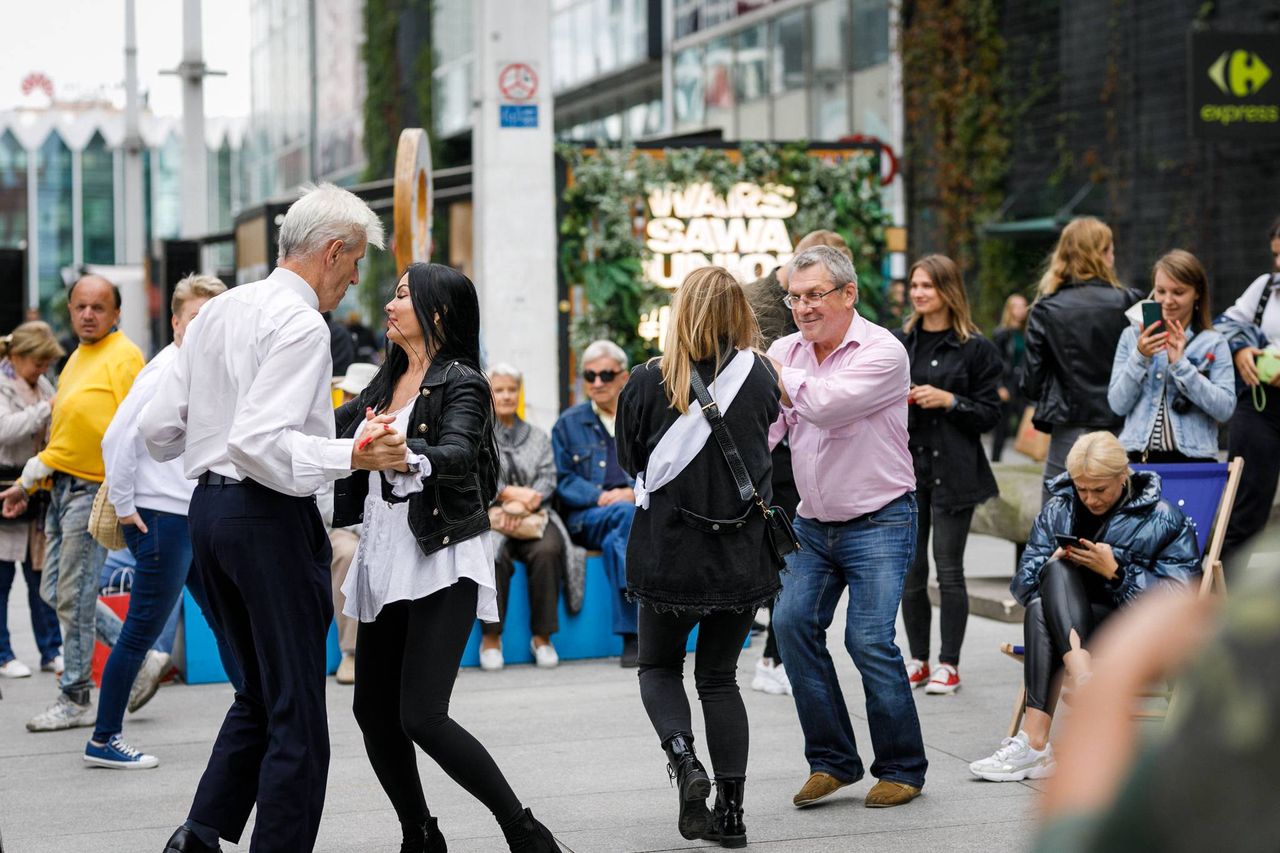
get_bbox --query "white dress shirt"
[102,343,193,517]
[141,268,354,497]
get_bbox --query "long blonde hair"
[999,293,1029,330]
[0,321,64,363]
[660,267,760,414]
[903,254,980,342]
[1038,217,1121,297]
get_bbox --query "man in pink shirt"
[767,245,928,810]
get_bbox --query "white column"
[71,148,84,267]
[113,148,125,263]
[886,1,907,279]
[26,155,38,311]
[472,0,560,429]
[179,0,208,237]
[119,0,149,348]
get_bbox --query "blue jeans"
[40,475,122,702]
[93,508,240,742]
[773,493,928,788]
[567,502,638,635]
[0,559,61,665]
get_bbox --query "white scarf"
[634,349,755,509]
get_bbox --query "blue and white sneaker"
[83,734,159,770]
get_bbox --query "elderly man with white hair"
[142,184,408,853]
[551,340,640,666]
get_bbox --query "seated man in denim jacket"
[552,340,639,666]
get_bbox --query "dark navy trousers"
[185,480,333,852]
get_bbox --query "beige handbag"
[487,501,549,541]
[1012,406,1050,463]
[89,482,126,550]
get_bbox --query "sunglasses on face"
[583,370,620,384]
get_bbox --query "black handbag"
[689,364,800,563]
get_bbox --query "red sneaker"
[906,659,930,689]
[926,663,960,694]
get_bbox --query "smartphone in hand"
[1141,301,1163,332]
[1054,533,1081,550]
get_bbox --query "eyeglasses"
[583,369,620,384]
[782,285,846,309]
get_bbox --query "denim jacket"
[551,402,634,513]
[1107,315,1235,460]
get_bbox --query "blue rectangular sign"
[499,104,539,128]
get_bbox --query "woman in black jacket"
[894,254,1002,696]
[331,263,557,853]
[1022,217,1142,504]
[990,293,1029,462]
[617,266,782,849]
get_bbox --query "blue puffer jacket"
[1011,470,1200,608]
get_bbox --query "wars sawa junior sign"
[1190,32,1279,140]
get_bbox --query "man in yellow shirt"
[1,275,144,730]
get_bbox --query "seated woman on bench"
[969,431,1199,782]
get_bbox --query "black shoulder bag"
[689,365,800,562]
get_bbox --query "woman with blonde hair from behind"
[0,322,64,679]
[617,266,784,848]
[968,431,1199,783]
[1023,218,1143,503]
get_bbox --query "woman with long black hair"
[332,262,559,853]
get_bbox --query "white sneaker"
[969,731,1056,782]
[0,659,32,678]
[479,646,504,671]
[41,654,63,674]
[751,659,792,695]
[27,694,96,732]
[531,640,559,669]
[127,651,171,713]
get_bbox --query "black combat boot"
[399,816,447,853]
[701,777,746,848]
[499,808,559,852]
[662,732,713,839]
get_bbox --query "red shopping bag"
[91,566,133,687]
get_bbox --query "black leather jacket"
[332,359,499,556]
[1022,279,1142,432]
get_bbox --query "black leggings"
[637,605,756,780]
[1023,559,1118,714]
[352,579,523,827]
[902,488,974,666]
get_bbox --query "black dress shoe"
[620,633,639,668]
[163,826,221,852]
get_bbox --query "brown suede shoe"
[792,771,851,808]
[864,780,922,808]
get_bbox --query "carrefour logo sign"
[1191,33,1280,139]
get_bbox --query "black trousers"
[901,486,974,666]
[352,578,523,828]
[482,525,564,638]
[1224,396,1280,573]
[636,605,756,780]
[186,481,333,852]
[1022,559,1117,714]
[990,397,1024,463]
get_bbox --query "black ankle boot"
[701,778,746,848]
[399,816,447,853]
[499,808,559,852]
[662,732,713,840]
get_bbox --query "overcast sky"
[0,0,252,117]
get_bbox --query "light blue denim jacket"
[1107,312,1236,459]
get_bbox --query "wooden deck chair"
[1001,458,1243,738]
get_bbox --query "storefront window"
[82,133,114,265]
[852,0,890,71]
[552,11,574,91]
[0,131,27,250]
[36,133,72,316]
[705,36,736,136]
[674,47,706,128]
[772,10,808,137]
[573,2,596,83]
[812,0,850,139]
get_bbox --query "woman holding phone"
[968,431,1198,783]
[1107,250,1235,463]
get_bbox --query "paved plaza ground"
[0,535,1043,853]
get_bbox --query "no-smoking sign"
[498,62,538,102]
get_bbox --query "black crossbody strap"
[1253,273,1279,328]
[690,365,756,502]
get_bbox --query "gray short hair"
[788,245,858,291]
[487,362,524,385]
[581,340,628,370]
[278,183,386,261]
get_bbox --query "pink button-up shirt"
[767,313,915,522]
